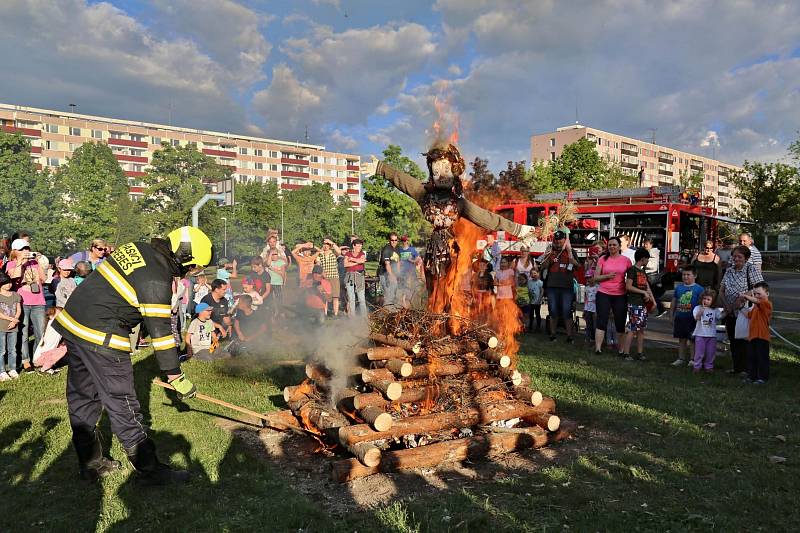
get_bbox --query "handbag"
[29,281,41,294]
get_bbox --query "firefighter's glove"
[169,373,197,400]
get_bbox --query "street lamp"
[347,207,356,235]
[279,194,285,242]
[220,216,227,258]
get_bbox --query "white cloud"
[700,131,720,148]
[327,129,359,152]
[151,0,272,86]
[0,0,258,131]
[252,22,436,139]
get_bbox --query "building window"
[254,149,263,156]
[69,143,79,152]
[130,134,144,142]
[269,150,279,158]
[270,164,278,171]
[310,155,319,163]
[311,168,319,175]
[549,138,555,147]
[171,139,180,147]
[255,162,263,170]
[67,127,80,136]
[239,147,248,155]
[151,136,162,145]
[550,152,556,161]
[47,157,60,166]
[130,149,144,156]
[110,131,125,139]
[337,183,345,190]
[45,124,59,134]
[90,129,102,139]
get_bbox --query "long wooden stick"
[153,379,301,432]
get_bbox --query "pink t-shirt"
[6,260,47,306]
[596,254,632,296]
[495,268,515,300]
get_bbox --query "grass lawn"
[1,331,798,532]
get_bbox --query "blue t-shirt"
[674,283,704,316]
[398,246,419,276]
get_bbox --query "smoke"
[312,315,369,406]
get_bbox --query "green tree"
[527,160,566,194]
[547,138,636,190]
[467,157,496,193]
[361,145,428,252]
[281,183,352,246]
[218,181,281,257]
[678,169,704,191]
[54,141,139,250]
[730,162,800,231]
[140,143,231,237]
[0,132,62,256]
[497,160,530,199]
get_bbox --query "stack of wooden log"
[281,310,574,482]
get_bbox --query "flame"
[430,89,460,147]
[296,379,314,396]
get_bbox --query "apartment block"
[0,103,362,207]
[531,124,742,216]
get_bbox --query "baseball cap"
[400,235,409,242]
[195,302,211,313]
[11,238,29,251]
[58,258,74,270]
[553,230,567,240]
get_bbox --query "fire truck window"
[497,208,514,222]
[526,207,543,227]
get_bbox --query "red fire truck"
[492,186,720,286]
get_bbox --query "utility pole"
[220,216,227,258]
[648,128,657,145]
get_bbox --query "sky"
[1,0,799,172]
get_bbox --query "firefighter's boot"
[125,437,190,485]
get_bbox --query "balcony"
[30,146,42,154]
[281,157,309,166]
[125,170,147,178]
[108,137,148,149]
[2,125,42,137]
[281,170,309,179]
[347,188,359,195]
[346,176,360,183]
[346,165,360,171]
[351,200,361,207]
[718,200,729,207]
[718,179,728,188]
[718,167,729,176]
[658,152,675,163]
[620,143,638,156]
[115,154,148,164]
[202,148,237,158]
[658,168,673,177]
[658,180,674,187]
[281,183,304,191]
[690,160,703,171]
[621,160,639,169]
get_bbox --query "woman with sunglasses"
[691,241,721,291]
[68,238,109,271]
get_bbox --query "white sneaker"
[671,358,685,367]
[687,360,694,368]
[0,371,10,382]
[7,369,19,379]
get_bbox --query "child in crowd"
[184,302,217,362]
[54,259,77,309]
[266,250,286,314]
[193,273,210,304]
[0,271,22,381]
[623,249,655,361]
[74,261,92,285]
[495,257,515,302]
[583,269,597,343]
[216,258,237,306]
[515,273,531,331]
[528,268,544,332]
[239,277,264,311]
[304,265,332,323]
[742,282,772,384]
[472,259,494,315]
[670,266,704,367]
[232,294,267,355]
[692,288,725,373]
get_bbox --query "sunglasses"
[390,239,398,242]
[93,246,108,252]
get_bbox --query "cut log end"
[486,336,499,349]
[348,442,382,468]
[531,390,543,406]
[385,382,402,401]
[360,406,394,432]
[546,415,561,432]
[386,359,413,378]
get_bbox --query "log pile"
[281,309,574,482]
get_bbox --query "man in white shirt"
[739,232,762,272]
[620,234,637,263]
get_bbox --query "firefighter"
[53,227,213,484]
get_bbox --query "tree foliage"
[539,138,636,191]
[54,141,138,249]
[0,132,61,256]
[730,161,800,230]
[361,145,428,252]
[140,143,231,237]
[467,157,497,193]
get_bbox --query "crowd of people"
[0,227,776,386]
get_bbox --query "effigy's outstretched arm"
[375,161,426,203]
[461,200,530,238]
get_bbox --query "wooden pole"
[368,333,421,354]
[359,406,393,432]
[365,345,409,361]
[479,349,511,368]
[352,385,441,410]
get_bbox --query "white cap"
[10,238,29,251]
